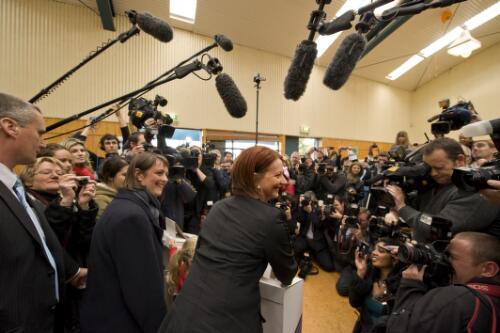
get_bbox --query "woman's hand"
[59,174,77,207]
[78,181,96,210]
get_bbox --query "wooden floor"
[302,267,358,333]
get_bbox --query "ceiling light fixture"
[170,0,197,24]
[464,2,500,31]
[420,26,464,58]
[447,29,481,58]
[386,2,500,80]
[386,54,424,80]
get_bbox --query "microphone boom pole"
[45,61,203,132]
[29,25,140,104]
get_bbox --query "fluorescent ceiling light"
[385,1,500,81]
[386,55,424,80]
[316,33,343,57]
[464,2,500,31]
[170,0,197,24]
[316,0,370,58]
[447,30,481,58]
[420,26,464,58]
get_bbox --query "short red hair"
[232,146,280,198]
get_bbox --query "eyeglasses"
[35,169,64,177]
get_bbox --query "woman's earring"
[257,185,261,190]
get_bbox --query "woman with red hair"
[160,146,298,333]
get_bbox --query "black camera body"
[75,176,89,186]
[452,158,500,191]
[323,204,334,215]
[358,241,370,256]
[317,163,327,174]
[398,241,453,288]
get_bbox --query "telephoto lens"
[398,243,436,265]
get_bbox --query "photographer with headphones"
[386,232,500,333]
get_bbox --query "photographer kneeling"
[349,238,404,333]
[294,191,335,273]
[386,232,500,333]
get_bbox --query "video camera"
[428,99,474,136]
[128,95,176,138]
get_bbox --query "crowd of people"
[1,91,500,333]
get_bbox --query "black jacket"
[159,195,297,333]
[0,182,79,333]
[315,173,347,201]
[398,183,500,242]
[80,189,166,333]
[28,189,98,267]
[386,277,500,333]
[160,176,197,230]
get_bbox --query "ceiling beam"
[96,0,116,31]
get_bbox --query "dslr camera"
[452,158,500,191]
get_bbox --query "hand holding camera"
[58,174,79,207]
[78,179,96,210]
[386,184,406,210]
[131,144,145,155]
[480,179,500,206]
[402,264,427,282]
[354,248,368,279]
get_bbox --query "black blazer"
[0,182,78,333]
[159,195,298,333]
[80,189,166,333]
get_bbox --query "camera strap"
[467,283,500,298]
[465,283,498,333]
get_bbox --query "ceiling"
[54,0,500,91]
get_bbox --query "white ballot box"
[260,266,303,333]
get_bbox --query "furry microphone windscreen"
[284,40,318,101]
[215,73,247,118]
[323,33,366,90]
[214,34,234,52]
[135,12,173,43]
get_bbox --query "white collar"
[0,162,19,191]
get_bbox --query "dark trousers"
[294,236,335,272]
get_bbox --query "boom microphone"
[128,10,173,43]
[323,32,366,90]
[284,40,318,101]
[214,34,233,52]
[215,73,247,118]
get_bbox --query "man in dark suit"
[0,93,85,333]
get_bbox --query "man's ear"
[0,117,19,138]
[481,261,500,279]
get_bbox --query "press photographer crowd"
[1,88,500,333]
